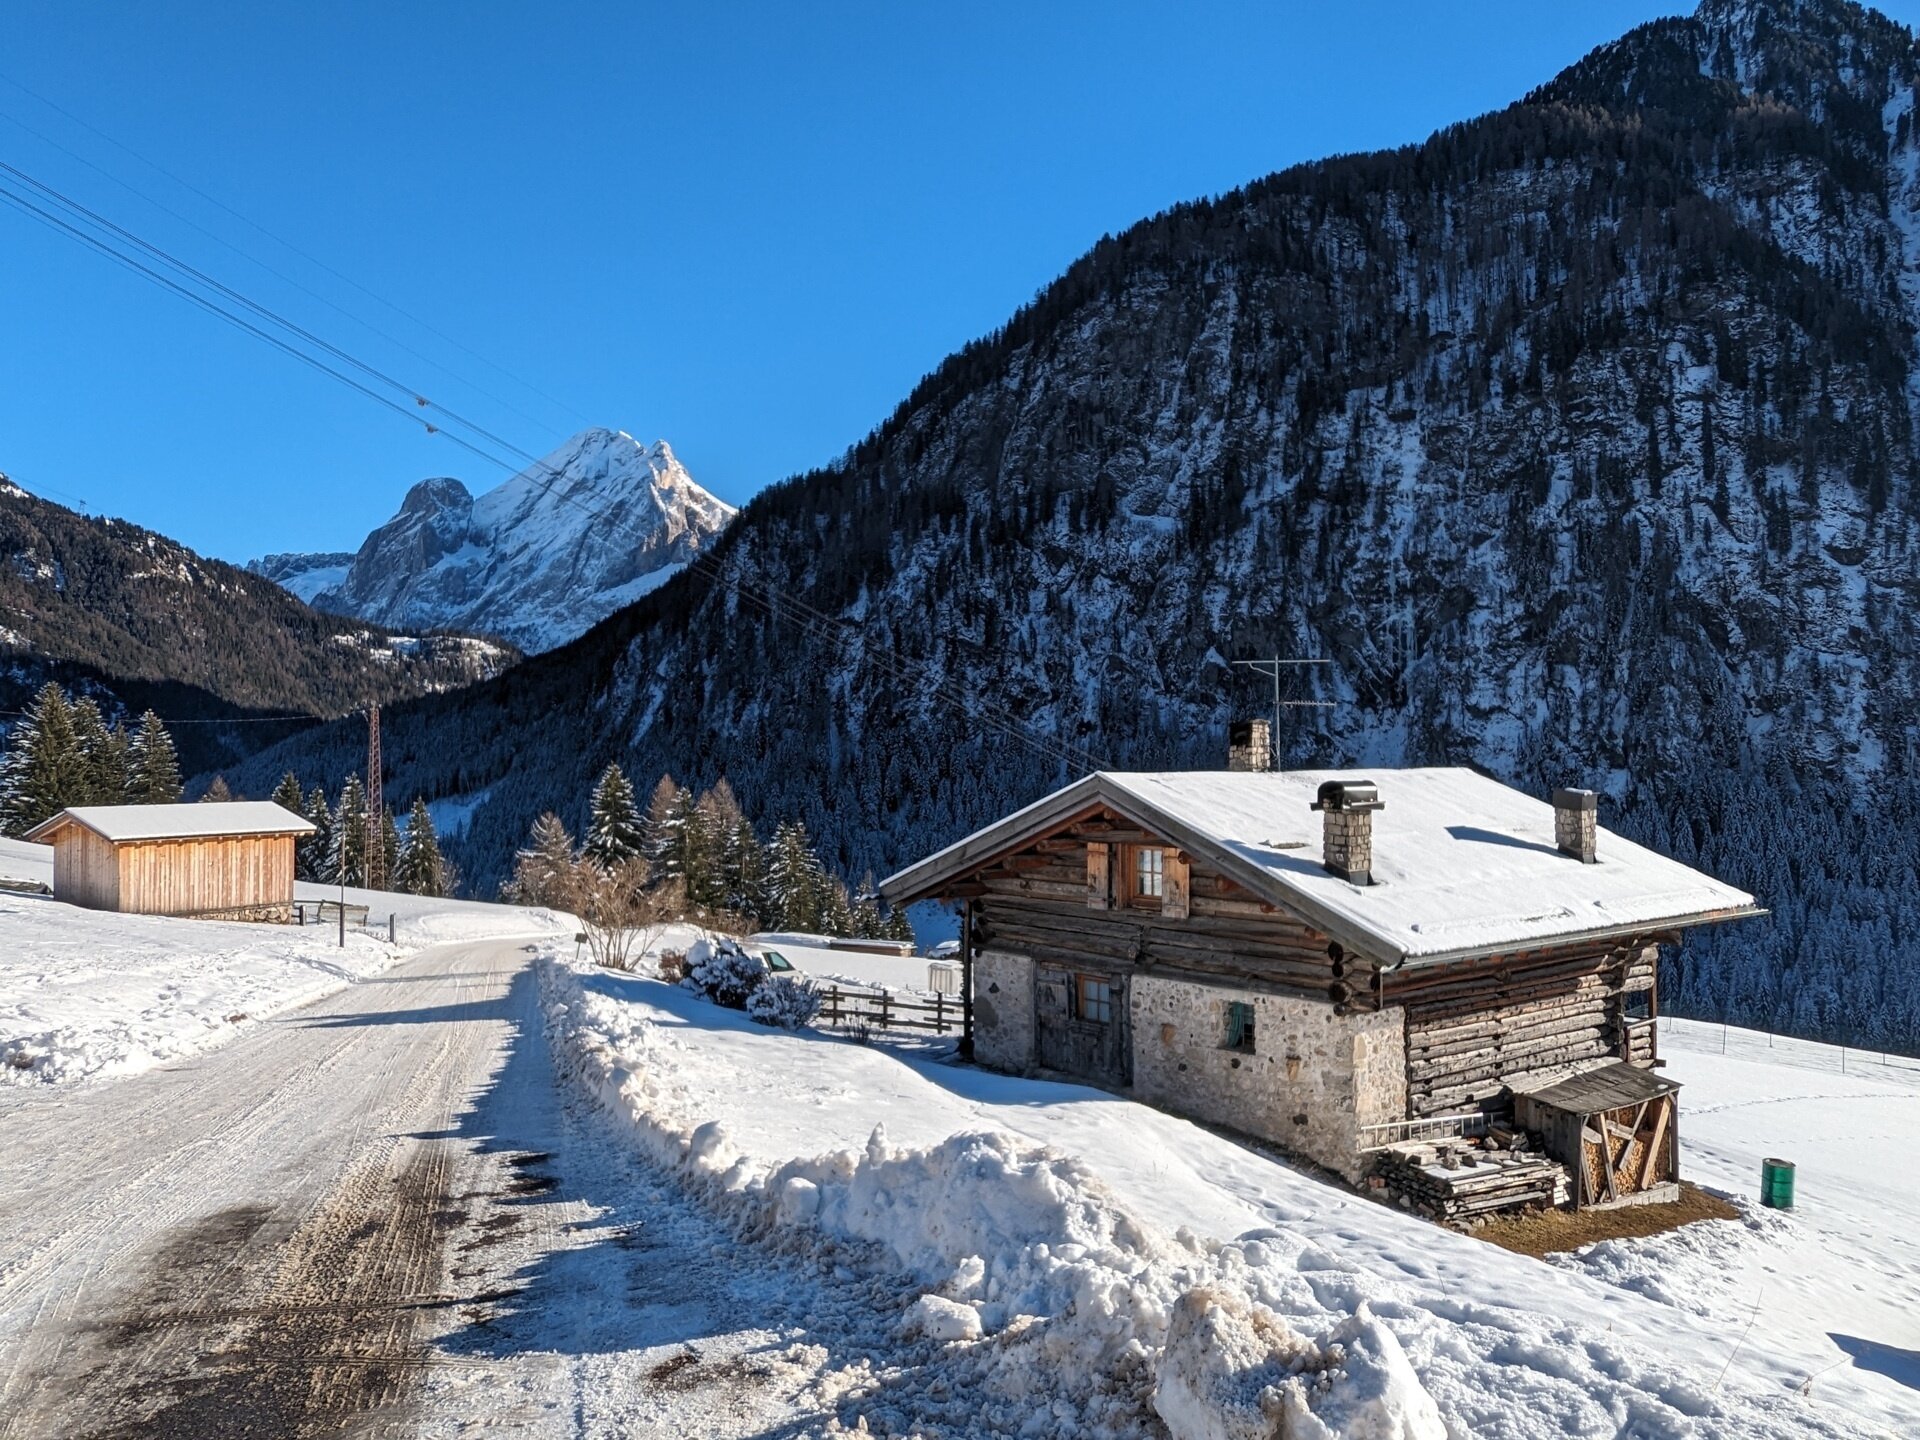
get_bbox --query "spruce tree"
[0,683,83,834]
[70,699,127,803]
[271,771,305,819]
[584,763,645,864]
[333,774,368,887]
[505,811,576,906]
[723,816,769,925]
[883,905,916,945]
[379,808,401,890]
[819,876,854,938]
[396,798,447,897]
[125,711,182,804]
[642,775,684,871]
[302,784,333,883]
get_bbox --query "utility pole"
[364,702,385,892]
[1231,657,1332,769]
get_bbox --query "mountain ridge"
[254,428,735,651]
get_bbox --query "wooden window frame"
[1073,972,1114,1025]
[1128,845,1165,908]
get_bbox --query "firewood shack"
[881,732,1761,1218]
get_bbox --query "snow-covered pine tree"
[818,875,854,938]
[70,699,127,803]
[584,762,645,865]
[850,871,882,938]
[722,816,769,926]
[883,905,916,945]
[0,683,84,835]
[396,798,448,897]
[641,775,683,870]
[505,811,576,906]
[271,771,305,819]
[379,808,401,891]
[124,711,182,804]
[333,774,368,887]
[301,784,333,883]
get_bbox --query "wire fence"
[1662,1016,1920,1083]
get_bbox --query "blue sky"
[5,2,1915,563]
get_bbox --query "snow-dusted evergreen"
[257,429,735,652]
[583,763,644,865]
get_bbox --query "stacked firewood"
[1371,1131,1570,1223]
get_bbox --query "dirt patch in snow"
[59,1146,461,1439]
[1472,1181,1741,1258]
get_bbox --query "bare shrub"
[560,854,674,971]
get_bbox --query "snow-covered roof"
[26,801,315,844]
[882,768,1761,967]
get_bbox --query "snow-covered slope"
[542,953,1920,1438]
[258,429,734,652]
[245,550,353,603]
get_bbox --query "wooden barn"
[882,746,1760,1217]
[25,802,315,923]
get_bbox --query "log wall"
[1392,944,1659,1118]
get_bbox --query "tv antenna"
[1231,657,1332,769]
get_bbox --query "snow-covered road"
[0,938,861,1438]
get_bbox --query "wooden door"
[1034,966,1131,1087]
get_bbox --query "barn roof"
[25,801,316,844]
[880,768,1761,968]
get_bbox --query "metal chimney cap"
[1311,779,1383,813]
[1552,787,1598,812]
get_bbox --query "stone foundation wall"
[971,949,1035,1072]
[1130,975,1407,1181]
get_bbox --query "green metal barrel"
[1761,1157,1795,1209]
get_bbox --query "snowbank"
[539,956,1910,1439]
[1,888,569,1086]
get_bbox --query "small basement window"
[1224,1001,1255,1053]
[1074,973,1114,1025]
[1132,846,1164,904]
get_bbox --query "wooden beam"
[1638,1096,1671,1190]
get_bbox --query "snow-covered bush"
[680,937,766,1009]
[746,974,822,1030]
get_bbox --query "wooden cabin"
[25,802,315,922]
[882,763,1759,1216]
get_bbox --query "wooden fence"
[817,984,963,1036]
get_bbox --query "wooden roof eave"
[880,774,1396,967]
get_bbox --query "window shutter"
[1086,842,1112,909]
[1163,850,1191,919]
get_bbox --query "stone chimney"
[1310,780,1383,885]
[1553,788,1598,863]
[1228,718,1272,772]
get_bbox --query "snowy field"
[748,932,937,992]
[541,954,1920,1439]
[0,840,572,1086]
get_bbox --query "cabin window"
[1073,973,1113,1025]
[1223,1001,1255,1053]
[1132,846,1164,904]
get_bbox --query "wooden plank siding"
[115,834,296,917]
[52,825,121,911]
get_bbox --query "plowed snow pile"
[540,955,1918,1439]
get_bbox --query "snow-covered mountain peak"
[254,429,736,652]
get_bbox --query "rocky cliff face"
[257,430,735,652]
[231,0,1920,1048]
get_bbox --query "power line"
[0,70,587,431]
[0,155,1111,777]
